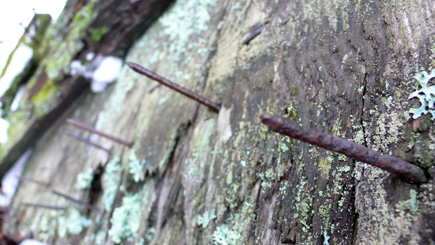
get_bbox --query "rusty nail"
[21,202,67,211]
[260,114,428,183]
[66,119,132,147]
[17,175,51,188]
[65,129,112,154]
[51,190,101,212]
[126,62,221,112]
[242,23,268,45]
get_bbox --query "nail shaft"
[126,62,221,112]
[21,202,67,211]
[17,175,51,188]
[65,129,111,154]
[51,190,101,212]
[242,23,268,45]
[260,114,428,183]
[66,119,132,146]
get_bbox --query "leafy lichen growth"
[409,70,435,120]
[127,149,146,182]
[64,208,92,235]
[108,191,144,243]
[211,224,240,245]
[103,155,122,211]
[158,0,218,65]
[76,167,94,190]
[197,209,217,228]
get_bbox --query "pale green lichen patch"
[38,210,60,241]
[197,209,217,228]
[397,189,419,215]
[76,167,94,190]
[319,157,331,176]
[103,155,122,211]
[126,149,146,182]
[63,208,92,235]
[292,176,314,234]
[108,190,145,243]
[94,230,106,245]
[159,0,218,65]
[27,207,92,241]
[211,224,241,245]
[408,70,435,120]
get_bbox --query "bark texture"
[4,0,435,244]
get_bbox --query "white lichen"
[408,70,435,120]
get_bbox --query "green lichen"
[319,157,331,176]
[293,177,313,233]
[64,208,92,235]
[103,155,122,211]
[42,4,95,81]
[259,168,275,192]
[398,189,419,215]
[76,167,94,190]
[211,224,240,245]
[127,149,146,182]
[95,230,106,245]
[109,191,144,243]
[89,26,109,42]
[357,86,364,94]
[158,0,217,65]
[279,137,290,153]
[197,209,217,228]
[38,210,59,241]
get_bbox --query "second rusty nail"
[21,202,67,211]
[17,175,51,188]
[51,190,101,212]
[260,114,428,183]
[66,119,132,147]
[242,23,268,45]
[65,129,112,154]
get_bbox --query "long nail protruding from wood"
[126,62,221,112]
[17,175,50,188]
[260,114,428,183]
[51,190,101,212]
[242,23,268,45]
[65,129,112,154]
[21,202,67,211]
[66,119,132,147]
